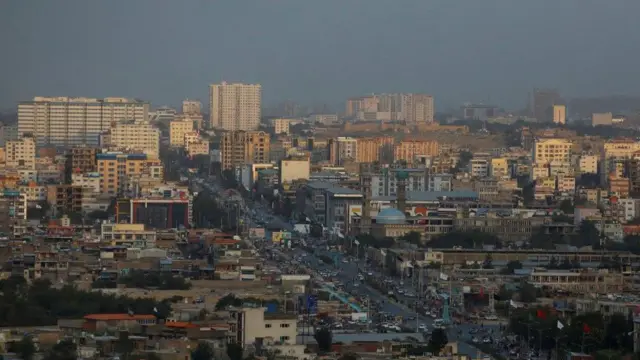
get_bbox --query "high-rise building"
[209,82,261,130]
[327,137,358,165]
[169,117,194,147]
[5,135,36,169]
[97,152,154,196]
[532,138,572,165]
[220,131,270,170]
[533,89,561,122]
[345,93,434,123]
[18,97,149,147]
[552,105,566,124]
[64,146,99,183]
[109,120,160,158]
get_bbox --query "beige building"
[271,118,291,135]
[592,112,613,127]
[279,158,310,183]
[394,140,439,163]
[169,118,194,147]
[182,99,202,115]
[490,158,509,179]
[579,155,598,174]
[552,105,566,124]
[220,131,270,170]
[109,120,160,158]
[230,308,297,346]
[328,137,358,165]
[209,82,261,130]
[5,136,36,169]
[18,96,149,147]
[532,138,572,165]
[101,223,156,249]
[346,93,434,123]
[186,138,210,157]
[356,136,394,163]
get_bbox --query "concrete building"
[470,159,489,178]
[209,82,261,130]
[109,120,160,158]
[461,104,498,121]
[592,112,613,127]
[394,140,439,163]
[356,137,394,163]
[346,93,434,123]
[328,137,358,165]
[279,158,310,184]
[552,105,566,124]
[533,138,572,165]
[182,99,202,115]
[533,89,561,122]
[0,123,19,147]
[490,158,509,179]
[220,131,270,170]
[309,114,339,125]
[97,152,150,196]
[101,223,157,249]
[271,118,291,135]
[18,96,149,147]
[230,308,297,346]
[71,172,101,194]
[579,155,598,174]
[185,138,210,157]
[5,135,36,169]
[169,117,194,147]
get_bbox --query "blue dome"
[376,208,407,225]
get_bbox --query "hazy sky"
[1,0,639,111]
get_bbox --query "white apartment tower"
[209,82,261,130]
[109,120,161,158]
[18,97,149,147]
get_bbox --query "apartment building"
[109,120,160,158]
[101,223,157,249]
[394,140,439,163]
[490,158,509,179]
[346,93,434,123]
[328,137,358,165]
[356,137,394,163]
[97,152,151,196]
[5,136,36,169]
[579,155,598,174]
[271,118,291,135]
[230,308,297,346]
[186,138,210,157]
[309,114,339,125]
[182,99,202,115]
[279,158,311,184]
[220,131,270,170]
[0,123,19,146]
[71,172,101,194]
[169,117,194,147]
[209,82,261,130]
[552,105,566,125]
[18,96,149,147]
[532,138,572,165]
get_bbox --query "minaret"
[396,170,408,214]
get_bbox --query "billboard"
[272,231,292,244]
[348,205,362,223]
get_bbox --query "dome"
[376,208,407,225]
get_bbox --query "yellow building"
[604,139,640,159]
[393,140,439,163]
[186,139,210,157]
[533,138,572,165]
[97,152,152,196]
[109,120,160,158]
[356,136,394,163]
[579,155,598,174]
[490,157,509,179]
[279,158,310,183]
[101,223,156,249]
[5,135,36,169]
[220,131,270,170]
[271,118,291,135]
[169,117,194,147]
[552,105,566,124]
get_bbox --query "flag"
[557,320,564,330]
[153,307,158,313]
[583,323,591,334]
[509,300,517,308]
[536,309,546,319]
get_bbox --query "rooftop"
[372,190,478,202]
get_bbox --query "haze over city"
[2,0,640,110]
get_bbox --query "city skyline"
[2,1,640,112]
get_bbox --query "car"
[482,337,492,344]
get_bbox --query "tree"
[314,328,333,353]
[519,282,538,303]
[399,231,422,246]
[226,342,244,360]
[483,253,493,269]
[427,328,448,355]
[502,260,522,275]
[44,339,77,360]
[14,335,36,360]
[215,294,243,311]
[558,199,574,215]
[192,342,215,360]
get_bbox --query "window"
[280,323,290,328]
[265,324,272,328]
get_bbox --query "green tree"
[215,294,243,311]
[558,199,574,214]
[14,335,36,360]
[518,282,538,303]
[503,260,522,274]
[427,328,448,355]
[191,342,215,360]
[400,231,422,246]
[44,339,77,360]
[314,328,333,353]
[226,342,244,360]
